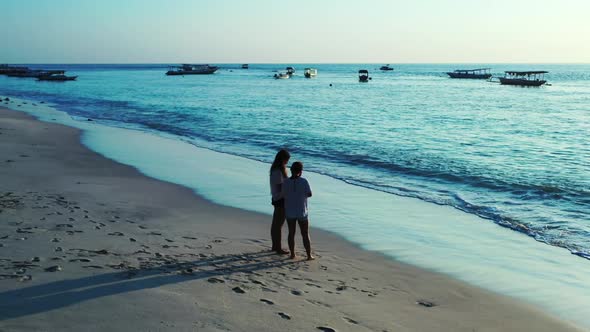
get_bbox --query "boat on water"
[274,72,290,79]
[380,64,394,71]
[37,72,77,81]
[359,69,371,82]
[304,68,317,78]
[0,65,29,75]
[165,64,219,75]
[242,64,249,69]
[447,68,492,79]
[286,67,295,76]
[499,71,548,86]
[7,69,66,78]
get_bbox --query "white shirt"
[270,168,285,202]
[282,177,312,219]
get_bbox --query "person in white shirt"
[282,161,314,260]
[269,149,290,254]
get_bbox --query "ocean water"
[1,63,588,259]
[3,67,590,326]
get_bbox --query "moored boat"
[241,64,249,69]
[447,68,492,79]
[304,68,317,78]
[359,69,370,82]
[274,72,290,79]
[166,64,219,75]
[0,65,29,75]
[380,64,394,71]
[8,70,66,78]
[286,67,295,76]
[499,71,548,86]
[37,72,77,81]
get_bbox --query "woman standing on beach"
[270,149,290,254]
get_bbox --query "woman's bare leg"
[299,220,314,260]
[271,206,287,254]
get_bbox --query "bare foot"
[290,254,297,259]
[307,255,315,261]
[275,249,289,255]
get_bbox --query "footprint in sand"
[277,312,291,320]
[108,232,124,236]
[232,286,246,294]
[317,327,336,332]
[259,299,274,305]
[207,277,225,284]
[343,317,359,325]
[291,289,304,296]
[69,258,92,263]
[305,299,332,308]
[417,300,436,308]
[44,265,62,272]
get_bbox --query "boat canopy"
[505,71,548,75]
[453,68,491,73]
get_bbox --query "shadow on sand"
[0,250,294,320]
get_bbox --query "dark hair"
[290,161,303,178]
[270,149,290,177]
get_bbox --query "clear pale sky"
[1,0,589,63]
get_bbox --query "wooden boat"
[242,64,249,69]
[447,68,492,79]
[0,65,29,75]
[166,64,218,75]
[37,72,77,81]
[380,65,394,71]
[8,70,65,78]
[286,67,295,76]
[304,68,317,78]
[274,72,290,79]
[359,69,370,82]
[499,71,548,86]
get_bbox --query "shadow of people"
[0,250,294,320]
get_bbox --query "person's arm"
[306,180,312,197]
[271,170,283,197]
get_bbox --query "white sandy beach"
[0,105,584,332]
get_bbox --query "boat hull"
[166,68,218,75]
[37,76,77,81]
[447,72,492,79]
[499,78,546,86]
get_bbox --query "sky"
[1,0,589,63]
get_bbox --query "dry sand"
[0,105,583,331]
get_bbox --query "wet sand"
[0,105,583,331]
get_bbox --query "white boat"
[274,72,290,79]
[304,68,318,78]
[166,64,218,75]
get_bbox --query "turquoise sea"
[1,63,590,326]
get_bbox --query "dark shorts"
[271,198,284,207]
